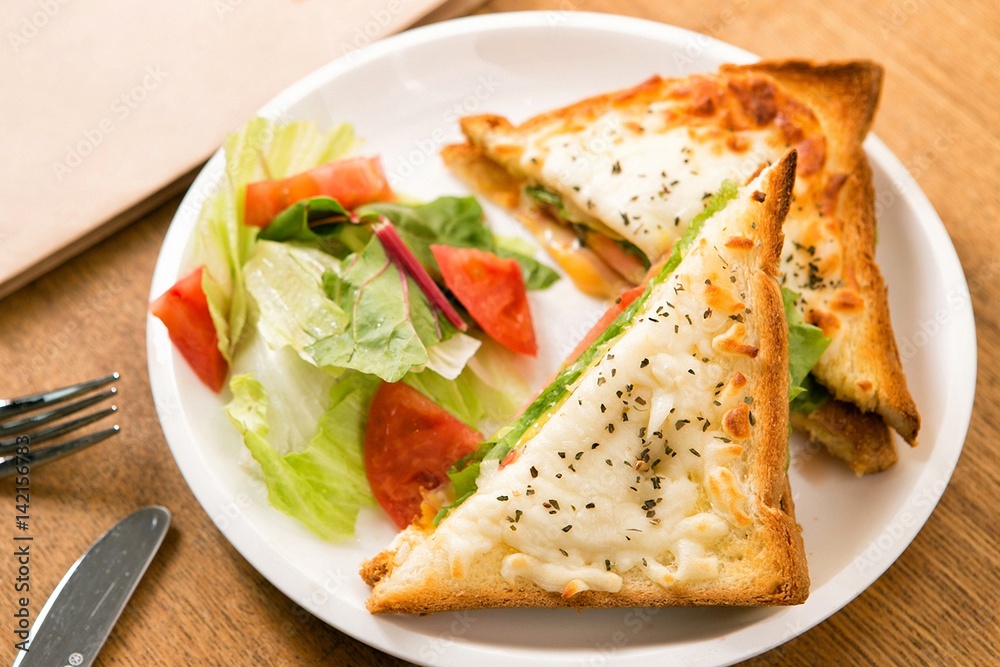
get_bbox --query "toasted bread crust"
[744,153,810,604]
[790,398,897,474]
[724,61,919,445]
[440,141,523,210]
[363,155,808,614]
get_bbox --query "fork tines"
[0,373,120,478]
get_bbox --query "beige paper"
[0,0,455,298]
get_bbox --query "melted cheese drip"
[433,191,763,595]
[521,108,781,259]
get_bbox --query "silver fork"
[0,373,120,478]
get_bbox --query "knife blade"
[12,506,171,667]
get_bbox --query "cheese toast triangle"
[362,153,808,613]
[443,59,918,474]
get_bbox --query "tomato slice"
[244,155,393,228]
[565,284,646,365]
[430,245,538,356]
[149,266,228,392]
[364,382,482,529]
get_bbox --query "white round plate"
[147,12,976,666]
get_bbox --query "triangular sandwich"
[443,60,917,474]
[362,153,808,613]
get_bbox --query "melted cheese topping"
[431,189,765,595]
[521,112,780,259]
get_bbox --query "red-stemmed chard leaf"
[372,217,468,332]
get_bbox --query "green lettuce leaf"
[361,197,558,290]
[246,229,473,384]
[258,196,353,244]
[310,235,453,382]
[782,287,832,405]
[789,373,832,414]
[190,118,355,361]
[404,348,527,435]
[361,197,492,273]
[422,332,482,381]
[494,235,561,290]
[225,354,376,542]
[524,184,570,219]
[242,241,349,361]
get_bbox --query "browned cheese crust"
[362,154,808,614]
[723,61,919,449]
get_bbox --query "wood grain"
[1,1,996,665]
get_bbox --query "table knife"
[12,506,171,667]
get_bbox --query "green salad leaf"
[790,373,832,414]
[362,197,491,272]
[225,350,376,542]
[782,287,832,407]
[362,197,558,290]
[258,196,354,244]
[310,235,456,382]
[191,118,355,361]
[494,236,561,290]
[242,241,349,360]
[524,184,570,219]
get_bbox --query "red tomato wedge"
[364,382,482,529]
[243,155,393,228]
[430,245,538,356]
[149,266,228,392]
[565,284,646,364]
[527,283,646,410]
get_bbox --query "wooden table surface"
[2,1,996,664]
